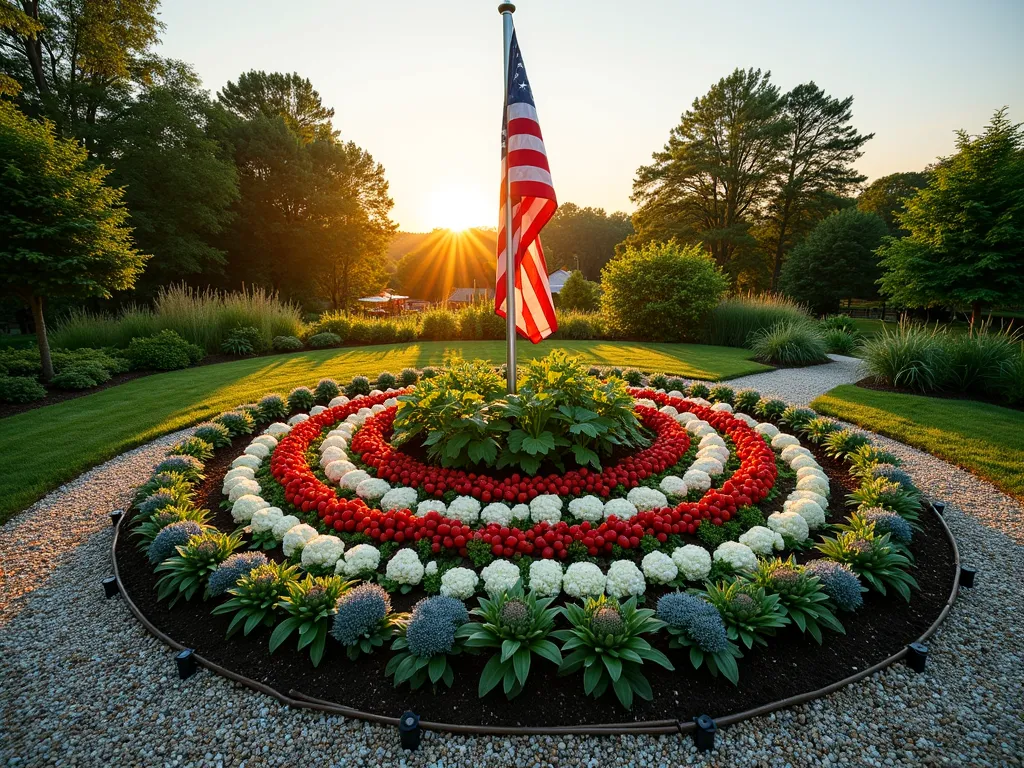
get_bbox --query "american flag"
[495,29,558,344]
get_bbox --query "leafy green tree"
[857,171,929,236]
[601,241,729,342]
[877,109,1024,325]
[541,203,633,280]
[765,82,873,290]
[218,70,338,145]
[557,270,600,311]
[779,208,887,315]
[97,62,238,291]
[629,68,787,281]
[0,99,146,379]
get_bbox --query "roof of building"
[447,287,495,303]
[548,268,572,293]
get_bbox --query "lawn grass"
[812,384,1024,501]
[0,340,768,524]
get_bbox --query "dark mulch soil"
[855,376,1022,412]
[116,434,957,728]
[0,371,152,419]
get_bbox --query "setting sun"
[427,181,492,231]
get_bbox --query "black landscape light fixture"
[110,509,123,527]
[399,711,421,751]
[960,566,977,588]
[176,648,197,680]
[932,500,946,516]
[906,642,928,673]
[692,714,717,751]
[102,575,118,599]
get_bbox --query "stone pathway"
[1,361,1021,768]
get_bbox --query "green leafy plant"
[457,581,562,698]
[400,368,419,386]
[376,371,397,390]
[699,581,789,650]
[804,416,840,443]
[269,574,353,667]
[649,373,669,390]
[554,595,673,710]
[193,422,232,448]
[848,476,921,522]
[347,375,371,397]
[754,397,787,421]
[126,330,204,371]
[211,561,300,637]
[820,314,857,334]
[847,444,901,476]
[781,405,816,431]
[746,557,844,643]
[704,293,811,348]
[816,527,918,601]
[823,328,858,355]
[657,592,742,684]
[220,326,262,356]
[215,409,255,437]
[154,531,243,606]
[133,503,210,548]
[258,394,288,421]
[169,436,214,461]
[823,429,871,459]
[860,320,945,392]
[666,377,688,393]
[330,583,409,660]
[733,388,761,413]
[288,386,316,412]
[687,382,710,399]
[709,385,735,404]
[623,368,643,386]
[0,374,46,403]
[272,335,303,352]
[314,378,340,404]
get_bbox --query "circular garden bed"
[114,356,958,732]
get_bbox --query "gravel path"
[716,354,864,405]
[1,364,1021,768]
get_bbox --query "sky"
[158,0,1024,233]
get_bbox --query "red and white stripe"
[495,102,558,343]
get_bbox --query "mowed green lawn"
[812,384,1024,501]
[0,340,769,524]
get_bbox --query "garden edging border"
[110,496,961,737]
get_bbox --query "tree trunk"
[971,301,983,328]
[769,206,792,292]
[29,295,53,382]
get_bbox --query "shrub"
[220,326,263,356]
[623,368,643,386]
[258,394,288,421]
[307,332,341,349]
[376,371,397,390]
[193,422,231,448]
[823,329,858,355]
[998,351,1024,404]
[50,366,103,390]
[688,382,710,399]
[170,436,213,461]
[419,309,460,341]
[749,321,829,366]
[400,368,419,386]
[215,410,255,437]
[421,366,437,379]
[310,311,351,341]
[272,335,303,352]
[734,388,760,412]
[343,375,369,397]
[820,314,857,334]
[126,330,204,371]
[552,311,604,340]
[368,320,399,345]
[754,398,787,421]
[666,377,688,393]
[941,326,1020,396]
[0,348,43,377]
[51,347,128,376]
[0,374,46,403]
[649,374,669,391]
[705,294,811,348]
[288,386,316,412]
[709,385,734,404]
[313,378,340,404]
[601,241,729,342]
[859,320,945,392]
[558,270,601,312]
[457,304,505,341]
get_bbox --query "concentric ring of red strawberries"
[269,388,778,560]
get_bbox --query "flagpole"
[499,2,517,394]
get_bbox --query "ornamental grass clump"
[746,557,844,644]
[704,293,811,347]
[347,375,371,397]
[133,504,209,548]
[147,520,205,564]
[781,406,816,432]
[207,551,270,598]
[804,559,864,612]
[803,416,840,444]
[657,592,741,684]
[687,382,710,399]
[258,394,288,421]
[709,385,734,404]
[287,386,316,412]
[169,436,213,461]
[387,596,469,689]
[211,561,299,637]
[376,371,397,390]
[816,528,918,601]
[214,410,255,437]
[666,377,688,393]
[133,472,194,507]
[754,398,787,421]
[457,581,563,699]
[860,320,945,392]
[847,444,901,476]
[313,378,340,404]
[699,581,789,650]
[649,373,669,391]
[842,509,914,552]
[400,368,419,386]
[269,574,354,667]
[749,321,830,366]
[553,595,673,710]
[191,422,231,449]
[331,583,407,660]
[732,389,760,413]
[153,455,205,483]
[823,328,858,355]
[823,429,872,460]
[848,476,921,523]
[155,531,243,606]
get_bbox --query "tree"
[557,270,600,311]
[629,68,786,281]
[779,208,887,315]
[0,99,146,379]
[764,82,872,290]
[857,171,929,236]
[218,70,338,145]
[540,203,633,280]
[0,0,164,142]
[600,241,729,342]
[97,62,238,291]
[878,110,1024,325]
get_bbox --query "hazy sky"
[158,0,1024,232]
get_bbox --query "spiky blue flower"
[154,454,203,478]
[871,464,916,492]
[137,489,177,517]
[806,559,864,612]
[861,508,913,545]
[405,596,468,657]
[207,552,269,597]
[331,583,392,646]
[656,592,729,653]
[147,521,203,564]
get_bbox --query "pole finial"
[498,3,516,14]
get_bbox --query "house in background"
[447,287,495,304]
[547,269,571,294]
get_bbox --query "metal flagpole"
[499,2,517,394]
